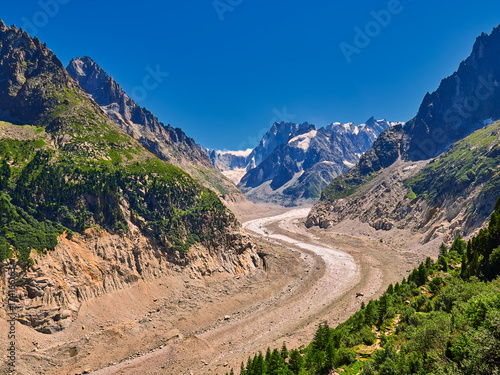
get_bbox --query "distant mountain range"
[66,56,243,202]
[209,121,316,184]
[210,118,396,206]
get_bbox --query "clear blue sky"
[2,1,500,150]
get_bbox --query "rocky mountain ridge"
[66,56,243,202]
[321,25,500,204]
[405,26,500,161]
[0,21,78,127]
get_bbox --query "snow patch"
[288,129,318,151]
[222,168,249,185]
[216,149,253,158]
[73,59,86,77]
[343,160,355,168]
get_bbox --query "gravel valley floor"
[1,201,438,375]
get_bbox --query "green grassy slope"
[406,120,500,223]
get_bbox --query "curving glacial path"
[92,207,379,375]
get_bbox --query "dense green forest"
[230,198,500,375]
[0,131,238,264]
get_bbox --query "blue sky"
[2,1,500,150]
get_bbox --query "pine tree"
[0,158,10,190]
[280,342,289,360]
[451,235,466,255]
[312,323,331,351]
[268,348,285,374]
[438,256,448,271]
[466,240,473,259]
[378,293,394,324]
[439,243,448,257]
[288,349,303,375]
[417,263,429,286]
[386,283,394,295]
[265,347,272,364]
[425,257,434,269]
[364,300,377,325]
[325,340,337,372]
[254,352,264,375]
[245,356,253,374]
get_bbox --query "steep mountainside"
[406,119,500,231]
[320,124,405,200]
[250,121,317,167]
[66,56,242,201]
[239,118,393,206]
[0,22,258,335]
[309,25,500,241]
[319,26,500,205]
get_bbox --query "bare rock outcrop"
[308,158,491,244]
[1,228,260,335]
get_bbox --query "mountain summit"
[405,25,500,161]
[0,21,78,127]
[209,121,316,185]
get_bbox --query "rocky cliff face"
[1,226,259,335]
[250,121,316,167]
[239,118,393,206]
[0,22,259,334]
[66,56,243,201]
[321,124,405,200]
[308,124,500,244]
[0,20,78,127]
[405,26,500,161]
